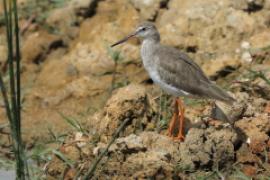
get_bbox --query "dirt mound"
[88,84,157,141]
[46,126,242,179]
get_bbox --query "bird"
[111,22,235,141]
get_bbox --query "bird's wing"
[156,46,234,103]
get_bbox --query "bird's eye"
[141,27,146,31]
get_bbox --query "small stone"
[241,51,253,63]
[247,138,251,144]
[93,147,100,156]
[241,41,251,50]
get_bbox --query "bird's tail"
[207,83,235,105]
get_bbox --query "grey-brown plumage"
[112,22,235,104]
[152,45,234,104]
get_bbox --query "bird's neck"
[141,33,161,60]
[141,31,161,48]
[141,36,160,49]
[141,38,158,56]
[141,38,160,70]
[144,33,160,43]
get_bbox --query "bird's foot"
[167,128,173,137]
[173,133,185,142]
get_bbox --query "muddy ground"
[0,0,270,179]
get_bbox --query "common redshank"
[111,22,235,141]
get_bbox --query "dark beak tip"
[110,33,136,48]
[110,44,117,48]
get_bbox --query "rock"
[77,0,140,52]
[226,10,255,34]
[46,132,178,179]
[241,41,251,50]
[46,6,79,40]
[21,31,62,63]
[46,0,98,39]
[46,6,74,27]
[241,51,253,63]
[96,132,179,179]
[158,0,231,47]
[249,31,270,50]
[102,150,174,179]
[201,54,241,77]
[31,42,114,98]
[130,0,168,20]
[157,0,268,78]
[110,132,180,160]
[20,55,112,142]
[178,127,238,170]
[237,144,260,164]
[235,113,270,142]
[40,76,110,107]
[89,84,157,141]
[69,43,115,76]
[78,127,239,177]
[231,0,249,10]
[265,0,270,9]
[246,97,269,115]
[236,141,270,177]
[231,0,264,11]
[110,134,147,153]
[236,143,262,177]
[68,0,98,17]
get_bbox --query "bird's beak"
[111,32,137,47]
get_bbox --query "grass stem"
[82,118,131,179]
[1,0,29,179]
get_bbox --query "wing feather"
[155,45,234,103]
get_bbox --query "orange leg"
[175,98,185,141]
[167,98,185,141]
[167,99,179,137]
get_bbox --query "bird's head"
[111,22,160,47]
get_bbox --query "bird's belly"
[147,69,190,97]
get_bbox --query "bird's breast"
[140,40,157,72]
[140,42,168,92]
[140,41,191,97]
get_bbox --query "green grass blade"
[59,112,85,133]
[13,0,21,135]
[52,150,74,168]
